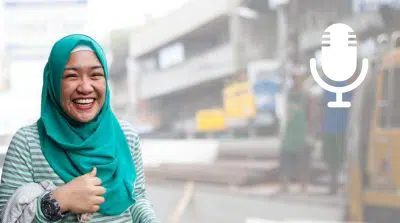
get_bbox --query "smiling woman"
[0,34,159,223]
[61,47,106,123]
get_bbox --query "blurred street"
[0,136,344,222]
[139,136,344,222]
[146,181,343,223]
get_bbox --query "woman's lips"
[72,99,95,111]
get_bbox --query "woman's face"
[61,50,106,123]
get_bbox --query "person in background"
[0,34,159,223]
[279,72,309,193]
[321,78,353,195]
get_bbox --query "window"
[138,57,158,73]
[158,42,185,70]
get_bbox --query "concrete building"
[127,0,277,136]
[125,0,390,136]
[297,0,393,67]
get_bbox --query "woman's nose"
[77,78,94,94]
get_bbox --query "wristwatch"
[40,191,67,222]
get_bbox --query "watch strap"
[40,191,66,222]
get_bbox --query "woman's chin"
[76,116,95,123]
[64,102,102,123]
[70,111,98,123]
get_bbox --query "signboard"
[196,108,225,132]
[223,81,256,119]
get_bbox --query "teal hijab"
[37,34,136,215]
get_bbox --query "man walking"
[321,80,352,195]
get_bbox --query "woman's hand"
[52,167,106,214]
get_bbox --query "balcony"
[139,43,235,99]
[129,0,230,58]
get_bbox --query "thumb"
[87,167,97,177]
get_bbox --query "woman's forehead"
[65,51,102,68]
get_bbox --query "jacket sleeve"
[0,128,60,223]
[126,130,160,223]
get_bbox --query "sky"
[86,0,189,40]
[0,0,189,48]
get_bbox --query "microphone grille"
[322,31,330,47]
[348,31,357,47]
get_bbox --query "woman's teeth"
[74,99,95,104]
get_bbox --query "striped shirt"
[0,120,159,223]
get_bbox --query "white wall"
[129,0,230,57]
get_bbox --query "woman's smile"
[72,98,96,110]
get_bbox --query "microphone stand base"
[327,101,351,108]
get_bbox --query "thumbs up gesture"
[52,167,106,214]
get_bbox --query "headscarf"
[37,34,136,215]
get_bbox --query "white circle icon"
[310,23,369,108]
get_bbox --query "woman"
[0,34,159,222]
[279,73,309,193]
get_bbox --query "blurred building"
[1,0,89,135]
[298,0,399,68]
[122,0,400,137]
[108,28,131,114]
[127,0,278,136]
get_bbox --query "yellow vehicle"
[346,31,400,222]
[193,80,256,138]
[223,80,257,136]
[195,108,226,136]
[223,80,256,119]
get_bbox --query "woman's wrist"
[52,187,70,213]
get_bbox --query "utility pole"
[276,3,288,63]
[230,0,243,81]
[274,0,290,137]
[230,0,251,137]
[274,0,301,137]
[230,0,257,137]
[287,0,300,66]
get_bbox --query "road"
[0,158,344,222]
[146,181,344,223]
[0,138,344,222]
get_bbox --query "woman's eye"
[64,73,78,79]
[92,73,104,78]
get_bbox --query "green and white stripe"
[0,120,159,223]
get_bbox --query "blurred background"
[1,0,400,222]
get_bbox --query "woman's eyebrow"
[91,65,103,70]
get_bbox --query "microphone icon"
[310,23,369,108]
